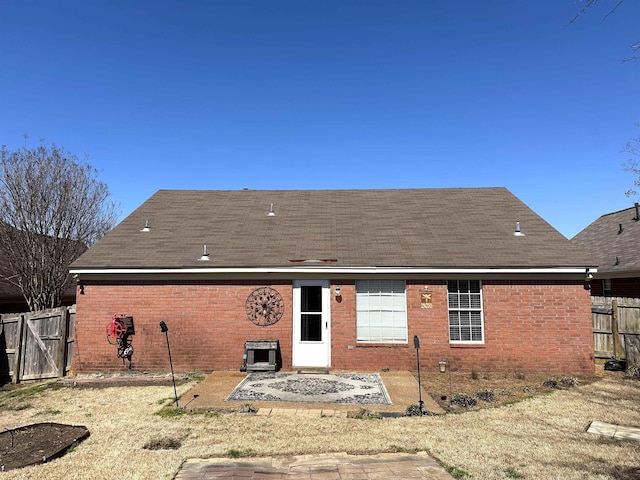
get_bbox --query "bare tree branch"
[0,144,118,311]
[622,125,640,198]
[565,0,600,27]
[566,0,637,62]
[602,0,625,21]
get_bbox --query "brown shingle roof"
[571,204,640,275]
[72,188,593,270]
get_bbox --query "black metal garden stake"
[160,321,179,407]
[413,335,424,413]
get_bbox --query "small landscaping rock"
[559,377,579,387]
[474,389,496,402]
[451,393,476,409]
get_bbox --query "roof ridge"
[599,203,640,218]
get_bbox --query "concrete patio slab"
[183,370,445,415]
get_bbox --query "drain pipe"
[413,335,424,413]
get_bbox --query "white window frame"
[447,280,484,344]
[356,279,408,343]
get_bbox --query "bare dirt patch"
[421,370,601,412]
[0,423,89,471]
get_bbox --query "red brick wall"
[74,278,594,375]
[330,280,594,375]
[73,280,293,373]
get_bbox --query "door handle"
[325,321,328,329]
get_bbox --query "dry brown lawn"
[0,370,638,480]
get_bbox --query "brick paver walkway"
[174,452,455,479]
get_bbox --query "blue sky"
[1,1,638,239]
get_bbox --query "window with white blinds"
[448,280,484,343]
[356,280,407,343]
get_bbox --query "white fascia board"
[70,266,597,275]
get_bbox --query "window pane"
[301,314,322,341]
[450,328,460,341]
[470,294,482,309]
[460,294,470,309]
[369,311,382,327]
[471,326,482,340]
[448,294,459,309]
[302,286,322,312]
[460,328,471,341]
[355,280,407,343]
[448,280,484,343]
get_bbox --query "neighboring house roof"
[571,203,640,277]
[0,262,23,298]
[71,188,593,274]
[0,223,82,312]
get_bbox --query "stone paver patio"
[587,420,640,442]
[174,452,455,479]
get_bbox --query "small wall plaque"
[420,291,433,309]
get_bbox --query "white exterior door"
[292,280,331,368]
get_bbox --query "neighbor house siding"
[73,278,594,375]
[589,277,640,298]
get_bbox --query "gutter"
[71,266,597,275]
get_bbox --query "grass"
[65,441,80,455]
[505,466,526,478]
[2,381,61,399]
[0,370,637,479]
[446,464,471,478]
[34,409,62,416]
[226,448,256,458]
[143,437,182,450]
[155,407,187,418]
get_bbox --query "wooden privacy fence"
[0,305,75,383]
[592,296,640,367]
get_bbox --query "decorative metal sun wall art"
[245,287,285,326]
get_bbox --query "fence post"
[57,308,69,378]
[12,315,25,384]
[612,299,621,359]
